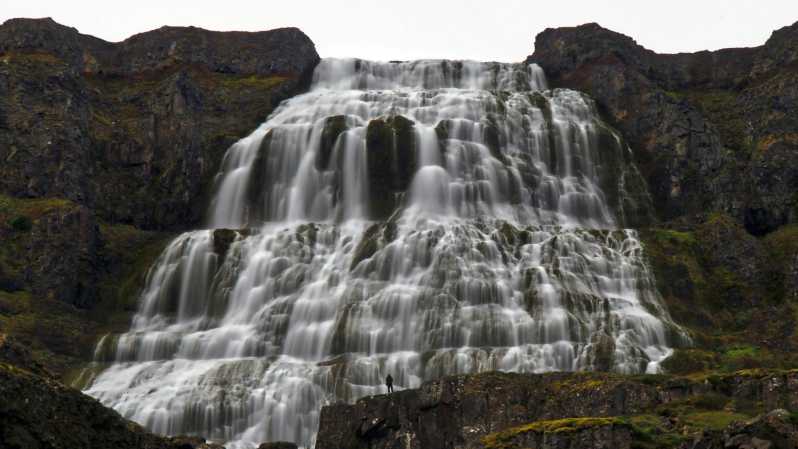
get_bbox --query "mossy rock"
[481,417,628,449]
[661,349,720,375]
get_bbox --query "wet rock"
[245,130,274,221]
[317,115,349,170]
[365,115,417,219]
[212,229,238,259]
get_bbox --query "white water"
[84,59,686,448]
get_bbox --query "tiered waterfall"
[83,59,687,448]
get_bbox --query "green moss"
[216,74,289,90]
[682,411,749,430]
[626,414,686,449]
[482,417,626,449]
[764,224,798,267]
[0,195,76,221]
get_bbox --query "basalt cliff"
[1,16,797,449]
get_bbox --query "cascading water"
[83,59,687,448]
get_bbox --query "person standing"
[386,374,394,393]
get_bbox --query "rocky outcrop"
[0,17,320,230]
[528,21,798,235]
[0,360,206,449]
[316,370,798,449]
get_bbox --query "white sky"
[2,0,797,62]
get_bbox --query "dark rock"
[169,436,207,449]
[257,442,298,449]
[0,361,189,449]
[212,229,238,260]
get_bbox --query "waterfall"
[83,59,687,448]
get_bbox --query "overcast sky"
[3,0,797,61]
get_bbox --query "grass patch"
[682,411,749,431]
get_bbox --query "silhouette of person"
[386,374,394,393]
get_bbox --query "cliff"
[0,18,320,377]
[528,21,798,236]
[0,17,319,230]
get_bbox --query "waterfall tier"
[84,58,685,448]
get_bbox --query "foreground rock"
[316,370,798,449]
[529,21,798,235]
[0,351,222,449]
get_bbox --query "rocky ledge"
[317,370,798,449]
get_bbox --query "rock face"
[528,21,798,235]
[0,17,319,377]
[0,17,320,230]
[316,370,798,449]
